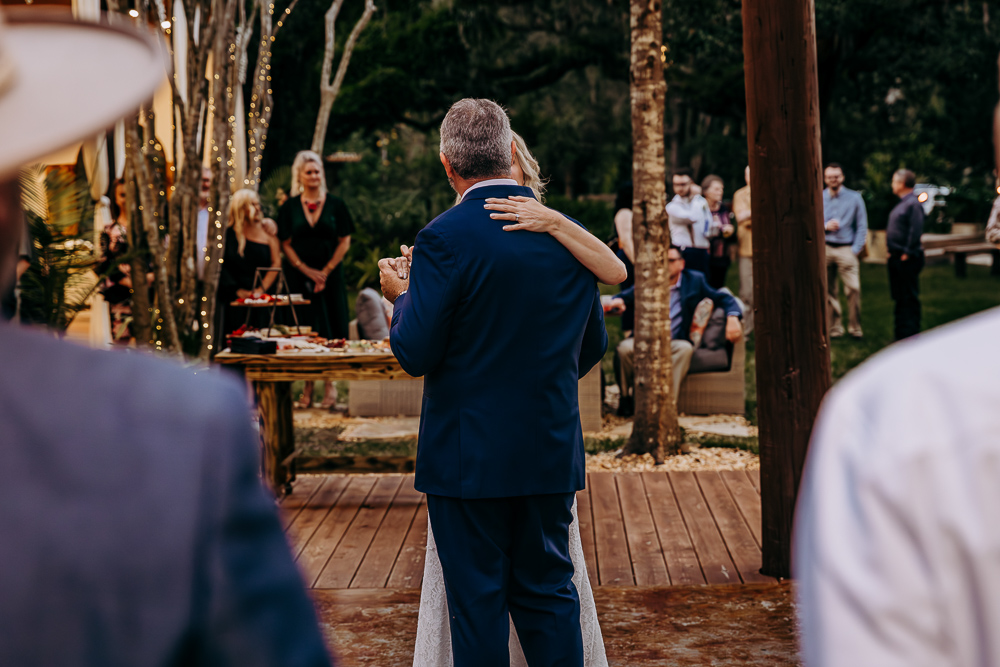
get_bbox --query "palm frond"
[260,165,291,219]
[45,167,90,234]
[18,165,48,220]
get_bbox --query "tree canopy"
[258,0,1000,286]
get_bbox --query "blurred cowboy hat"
[0,7,167,180]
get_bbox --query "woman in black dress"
[277,150,354,407]
[218,189,281,338]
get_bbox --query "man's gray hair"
[893,169,916,189]
[439,99,513,181]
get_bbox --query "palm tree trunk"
[621,0,680,463]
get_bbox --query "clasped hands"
[379,244,412,304]
[299,265,328,293]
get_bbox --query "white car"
[914,183,950,215]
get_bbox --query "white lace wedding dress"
[412,498,608,667]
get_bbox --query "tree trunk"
[199,0,239,360]
[742,0,832,578]
[123,160,152,346]
[310,0,376,154]
[246,0,301,190]
[621,0,679,463]
[125,115,182,357]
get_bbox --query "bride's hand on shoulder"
[484,196,565,234]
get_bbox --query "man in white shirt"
[196,166,212,280]
[666,167,715,276]
[795,308,1000,666]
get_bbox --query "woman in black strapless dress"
[218,189,281,339]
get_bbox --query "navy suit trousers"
[426,493,583,667]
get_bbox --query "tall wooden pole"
[742,0,832,578]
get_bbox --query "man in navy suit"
[0,10,330,666]
[610,245,743,414]
[379,99,607,667]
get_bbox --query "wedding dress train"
[412,498,608,667]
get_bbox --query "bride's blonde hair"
[513,132,547,203]
[453,131,548,205]
[290,150,327,198]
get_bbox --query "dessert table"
[215,349,414,494]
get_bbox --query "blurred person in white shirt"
[795,308,1000,667]
[666,167,717,276]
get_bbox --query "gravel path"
[587,446,759,472]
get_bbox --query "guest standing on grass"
[822,164,869,340]
[278,150,354,408]
[667,167,715,276]
[886,169,925,341]
[702,174,735,290]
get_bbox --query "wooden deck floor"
[280,470,773,589]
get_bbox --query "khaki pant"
[825,244,862,337]
[617,337,694,404]
[738,257,754,334]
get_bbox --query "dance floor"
[280,470,774,589]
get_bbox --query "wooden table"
[215,350,414,494]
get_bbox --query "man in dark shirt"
[886,169,925,340]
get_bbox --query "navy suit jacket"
[390,184,608,499]
[0,323,331,667]
[618,269,742,343]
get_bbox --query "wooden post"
[742,0,832,578]
[255,380,295,495]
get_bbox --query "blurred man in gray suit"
[0,9,331,666]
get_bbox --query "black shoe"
[617,395,634,417]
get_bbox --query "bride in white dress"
[407,134,626,667]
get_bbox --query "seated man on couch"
[611,245,743,416]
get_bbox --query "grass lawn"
[602,261,1000,425]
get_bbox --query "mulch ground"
[314,583,800,666]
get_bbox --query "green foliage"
[18,166,99,330]
[817,0,1000,224]
[259,165,291,219]
[546,196,614,241]
[330,126,456,290]
[258,0,1000,292]
[945,178,997,225]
